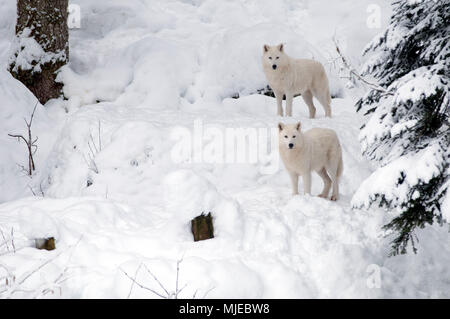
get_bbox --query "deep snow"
[1,0,449,298]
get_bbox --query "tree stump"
[191,213,214,242]
[35,237,56,250]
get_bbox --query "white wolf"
[262,44,332,118]
[278,122,343,201]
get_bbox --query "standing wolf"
[278,122,343,201]
[262,44,332,118]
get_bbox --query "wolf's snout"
[272,64,277,70]
[288,143,294,149]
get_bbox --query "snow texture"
[1,0,449,299]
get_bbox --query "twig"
[120,266,166,299]
[28,185,37,196]
[174,255,186,299]
[98,120,102,151]
[8,102,39,176]
[10,229,15,254]
[202,286,215,299]
[333,37,394,96]
[143,264,170,297]
[0,229,10,252]
[175,258,180,297]
[121,256,207,299]
[39,182,45,197]
[82,121,103,174]
[127,263,142,298]
[17,250,64,286]
[51,236,84,287]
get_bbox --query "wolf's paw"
[330,195,338,201]
[318,194,328,199]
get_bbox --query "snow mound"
[163,169,243,240]
[0,70,55,203]
[59,37,197,107]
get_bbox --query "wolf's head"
[262,44,288,71]
[278,122,304,150]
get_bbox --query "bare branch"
[17,250,64,286]
[39,182,45,197]
[10,229,16,254]
[8,134,28,144]
[0,229,10,252]
[98,120,102,151]
[202,286,215,299]
[26,102,38,129]
[28,185,37,196]
[120,266,166,299]
[175,255,185,299]
[89,134,98,154]
[7,102,39,176]
[127,263,142,298]
[333,36,394,96]
[143,263,170,297]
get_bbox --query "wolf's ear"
[278,122,285,131]
[278,43,284,52]
[295,122,301,131]
[263,44,269,53]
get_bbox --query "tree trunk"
[9,0,69,104]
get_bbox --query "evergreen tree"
[352,0,450,255]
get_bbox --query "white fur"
[278,122,343,200]
[262,44,332,118]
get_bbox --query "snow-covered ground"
[1,0,449,298]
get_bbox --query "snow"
[392,66,449,104]
[1,0,449,299]
[9,27,67,73]
[352,141,446,209]
[390,119,417,138]
[0,69,56,202]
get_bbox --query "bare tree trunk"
[9,0,69,104]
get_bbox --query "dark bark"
[9,0,69,104]
[191,213,214,242]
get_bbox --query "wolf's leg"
[302,171,312,195]
[285,93,294,117]
[289,172,299,195]
[274,90,284,116]
[317,168,331,198]
[315,90,332,118]
[326,162,339,201]
[301,90,316,119]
